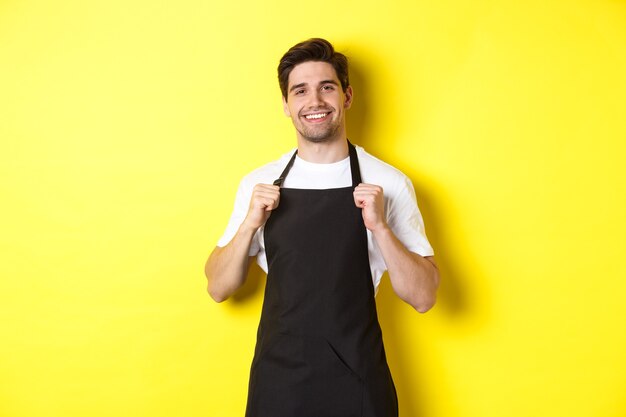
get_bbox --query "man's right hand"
[242,184,281,230]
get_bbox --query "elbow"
[413,295,436,313]
[207,280,229,303]
[396,280,439,313]
[205,261,229,303]
[413,269,440,314]
[401,289,436,313]
[208,286,228,303]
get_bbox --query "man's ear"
[282,96,291,117]
[344,85,353,109]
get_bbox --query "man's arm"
[354,184,440,313]
[205,184,280,302]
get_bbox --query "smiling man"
[205,38,439,417]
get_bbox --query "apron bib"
[245,142,398,417]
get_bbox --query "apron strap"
[272,140,362,188]
[347,140,362,187]
[272,150,297,187]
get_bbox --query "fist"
[353,183,386,231]
[243,184,280,230]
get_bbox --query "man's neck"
[296,136,349,164]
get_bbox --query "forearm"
[372,226,440,313]
[205,223,257,302]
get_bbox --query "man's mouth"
[303,111,331,122]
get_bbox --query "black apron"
[245,142,398,417]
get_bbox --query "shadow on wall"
[348,58,475,416]
[347,57,472,315]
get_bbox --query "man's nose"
[309,90,324,107]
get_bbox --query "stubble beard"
[295,111,342,143]
[297,122,342,143]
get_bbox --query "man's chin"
[302,135,332,144]
[298,127,341,144]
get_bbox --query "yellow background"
[1,1,625,416]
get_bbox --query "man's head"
[278,38,353,144]
[278,38,350,100]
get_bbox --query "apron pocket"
[323,339,362,380]
[301,336,363,417]
[249,332,363,417]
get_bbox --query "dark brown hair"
[278,38,349,99]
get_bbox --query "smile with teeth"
[304,112,329,120]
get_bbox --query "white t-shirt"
[217,145,434,292]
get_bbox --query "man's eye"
[322,85,335,91]
[295,89,305,95]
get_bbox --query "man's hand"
[355,182,439,313]
[243,184,281,230]
[205,183,279,302]
[353,183,386,232]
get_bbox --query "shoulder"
[355,146,413,193]
[238,148,297,190]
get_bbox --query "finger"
[259,196,278,208]
[353,192,376,202]
[253,184,280,193]
[353,185,381,194]
[253,188,281,198]
[269,195,280,209]
[251,196,275,211]
[354,191,381,199]
[355,183,382,191]
[256,187,280,195]
[353,192,378,200]
[253,191,280,201]
[353,195,367,208]
[252,185,280,195]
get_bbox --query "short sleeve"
[216,177,261,257]
[386,176,434,257]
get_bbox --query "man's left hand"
[353,183,387,232]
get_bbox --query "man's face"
[282,61,353,144]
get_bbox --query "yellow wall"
[1,1,625,416]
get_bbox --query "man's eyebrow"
[289,83,307,93]
[289,80,339,93]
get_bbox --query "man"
[205,38,439,417]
